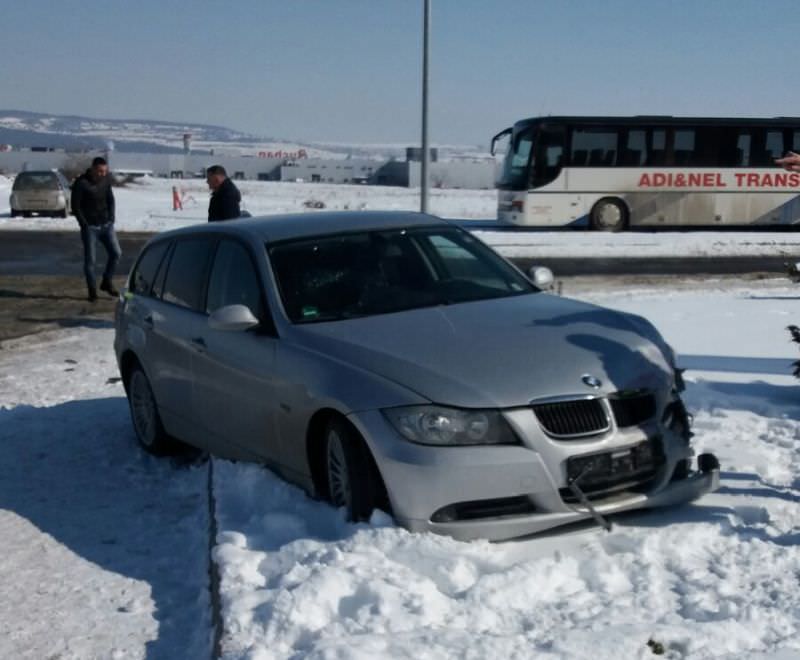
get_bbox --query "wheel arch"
[119,349,143,394]
[305,408,389,511]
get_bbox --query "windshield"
[497,125,536,190]
[13,172,60,191]
[269,226,536,323]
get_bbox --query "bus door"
[528,125,570,225]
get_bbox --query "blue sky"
[0,1,795,145]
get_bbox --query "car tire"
[324,419,382,522]
[58,209,68,218]
[22,211,32,218]
[590,198,628,232]
[10,209,18,218]
[128,365,173,455]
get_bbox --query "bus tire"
[590,198,628,232]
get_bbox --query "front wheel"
[590,198,628,232]
[325,419,382,522]
[128,365,173,455]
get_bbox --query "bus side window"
[621,130,646,166]
[648,129,667,165]
[764,131,784,164]
[570,128,618,168]
[672,129,695,166]
[735,133,751,167]
[747,130,783,167]
[793,131,800,153]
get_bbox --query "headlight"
[382,405,519,446]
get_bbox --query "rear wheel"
[325,419,382,522]
[128,365,173,455]
[10,209,18,218]
[590,198,628,232]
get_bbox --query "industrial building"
[0,147,497,189]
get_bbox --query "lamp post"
[420,0,431,213]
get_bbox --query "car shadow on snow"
[0,397,212,660]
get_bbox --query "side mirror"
[208,304,260,331]
[528,266,555,290]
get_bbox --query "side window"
[206,240,265,317]
[736,132,752,167]
[793,130,800,153]
[162,238,216,312]
[570,128,618,166]
[763,130,785,164]
[130,241,169,296]
[620,130,647,166]
[672,129,695,165]
[648,129,667,165]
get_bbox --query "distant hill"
[0,109,491,161]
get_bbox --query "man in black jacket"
[71,157,121,301]
[206,165,241,221]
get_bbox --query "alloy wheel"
[326,429,352,511]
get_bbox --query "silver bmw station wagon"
[114,211,719,541]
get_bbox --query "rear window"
[13,172,60,191]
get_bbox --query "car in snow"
[9,170,72,218]
[114,211,719,541]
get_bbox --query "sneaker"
[88,288,98,302]
[100,279,119,296]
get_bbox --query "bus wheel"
[591,198,628,232]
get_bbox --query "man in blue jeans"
[71,157,121,301]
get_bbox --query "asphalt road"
[0,229,793,277]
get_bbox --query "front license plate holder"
[566,438,662,488]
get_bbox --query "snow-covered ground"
[2,278,800,658]
[2,175,800,259]
[0,331,213,659]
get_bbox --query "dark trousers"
[80,223,122,291]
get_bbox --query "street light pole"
[420,0,430,213]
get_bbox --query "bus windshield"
[497,125,536,190]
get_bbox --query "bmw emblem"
[582,374,602,389]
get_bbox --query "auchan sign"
[258,149,308,159]
[638,171,800,189]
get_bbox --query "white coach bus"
[491,116,800,230]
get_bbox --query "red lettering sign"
[257,149,308,159]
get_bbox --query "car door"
[191,238,280,461]
[146,236,217,445]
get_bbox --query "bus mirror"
[528,266,555,290]
[491,127,512,156]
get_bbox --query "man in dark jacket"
[71,157,121,301]
[206,165,241,221]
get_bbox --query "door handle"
[190,337,207,352]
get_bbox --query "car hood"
[291,293,675,408]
